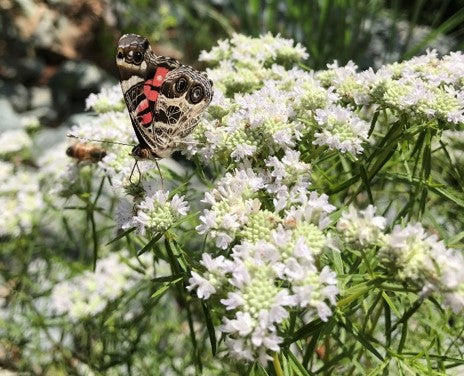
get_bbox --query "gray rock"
[39,108,60,126]
[49,60,114,95]
[0,81,29,112]
[20,107,50,120]
[0,98,21,131]
[62,112,96,129]
[49,60,115,116]
[30,86,52,109]
[18,57,46,84]
[0,57,45,84]
[34,126,69,156]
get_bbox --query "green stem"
[272,352,284,376]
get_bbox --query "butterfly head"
[116,34,151,80]
[131,144,157,160]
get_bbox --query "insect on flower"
[116,33,213,180]
[66,143,107,163]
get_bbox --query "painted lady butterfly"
[116,34,213,162]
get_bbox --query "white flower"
[133,190,190,235]
[221,311,253,336]
[314,106,369,155]
[49,251,152,321]
[381,223,448,282]
[187,254,231,299]
[85,85,125,113]
[231,144,256,160]
[187,272,217,299]
[115,198,135,230]
[336,205,386,248]
[0,129,32,155]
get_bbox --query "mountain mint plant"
[1,33,464,375]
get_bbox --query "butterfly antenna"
[67,133,135,147]
[154,159,164,190]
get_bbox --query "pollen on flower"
[239,210,280,243]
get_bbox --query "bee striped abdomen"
[66,143,107,163]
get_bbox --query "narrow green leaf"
[302,328,321,369]
[338,319,384,361]
[384,297,392,348]
[430,186,464,208]
[165,237,186,273]
[168,181,189,199]
[368,110,380,137]
[286,350,311,376]
[390,298,423,333]
[150,284,171,300]
[410,129,426,158]
[315,346,357,374]
[397,319,408,353]
[327,175,360,194]
[382,292,400,317]
[359,164,374,204]
[137,232,163,256]
[331,249,344,276]
[201,302,217,356]
[151,274,184,283]
[284,319,324,346]
[106,227,136,246]
[281,352,290,376]
[422,130,432,180]
[171,211,200,229]
[403,6,464,60]
[185,302,202,373]
[447,231,464,247]
[368,141,397,180]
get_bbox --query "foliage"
[1,33,464,375]
[112,0,464,69]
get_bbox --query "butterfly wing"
[116,34,212,159]
[153,66,213,157]
[117,34,179,155]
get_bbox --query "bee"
[66,143,107,163]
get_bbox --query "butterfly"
[116,34,213,165]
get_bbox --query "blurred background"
[1,0,463,136]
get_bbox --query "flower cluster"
[189,166,338,363]
[50,251,153,321]
[188,67,369,165]
[188,238,338,364]
[0,161,44,237]
[85,84,126,113]
[42,33,464,368]
[335,205,464,313]
[200,33,308,95]
[380,222,464,312]
[116,187,189,235]
[317,50,464,125]
[336,205,387,248]
[0,129,32,157]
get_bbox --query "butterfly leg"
[129,160,142,185]
[154,159,164,190]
